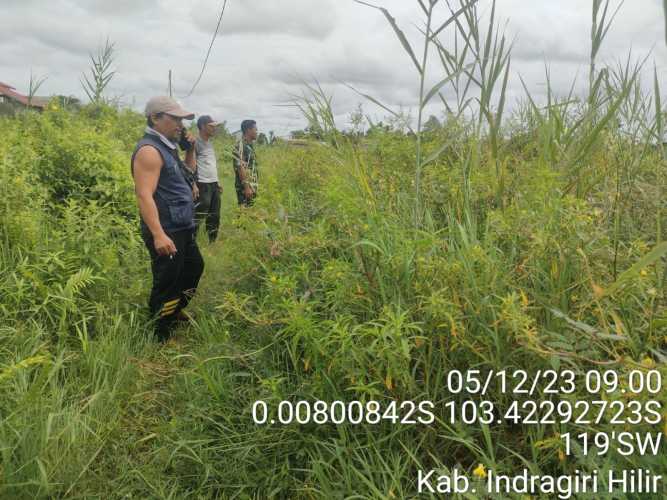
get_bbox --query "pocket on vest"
[168,201,194,226]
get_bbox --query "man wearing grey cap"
[131,96,204,342]
[194,115,222,243]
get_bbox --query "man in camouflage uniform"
[232,119,259,207]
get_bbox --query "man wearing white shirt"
[194,115,222,242]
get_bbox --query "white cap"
[144,96,195,119]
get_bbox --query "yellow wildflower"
[473,464,487,479]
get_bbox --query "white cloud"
[0,0,665,135]
[190,0,338,39]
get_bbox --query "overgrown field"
[0,95,665,498]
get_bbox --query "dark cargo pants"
[141,228,204,341]
[195,181,221,242]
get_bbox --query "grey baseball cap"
[144,96,195,120]
[197,115,220,128]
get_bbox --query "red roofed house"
[0,81,49,111]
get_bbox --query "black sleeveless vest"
[131,133,195,233]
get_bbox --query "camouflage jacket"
[232,140,258,191]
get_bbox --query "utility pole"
[168,69,173,97]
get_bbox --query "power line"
[182,0,229,98]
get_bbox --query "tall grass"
[353,0,478,227]
[80,37,116,105]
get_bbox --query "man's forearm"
[185,147,196,170]
[137,195,165,238]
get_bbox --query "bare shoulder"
[133,145,163,171]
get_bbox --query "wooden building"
[0,81,48,112]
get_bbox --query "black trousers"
[142,228,204,340]
[195,182,221,242]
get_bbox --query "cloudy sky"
[1,0,666,135]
